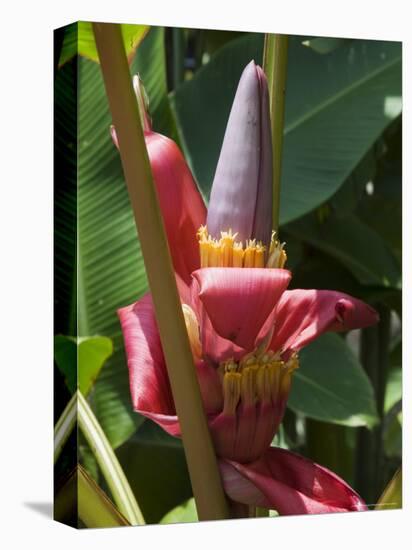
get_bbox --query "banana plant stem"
[78,391,145,525]
[263,34,289,233]
[92,23,229,521]
[54,392,77,464]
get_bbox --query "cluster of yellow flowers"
[197,226,287,269]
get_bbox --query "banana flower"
[113,62,378,515]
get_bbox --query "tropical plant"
[54,23,402,526]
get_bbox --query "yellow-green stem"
[92,23,229,521]
[78,390,145,525]
[54,392,77,464]
[263,34,288,233]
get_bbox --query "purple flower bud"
[207,60,273,247]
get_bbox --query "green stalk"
[78,390,145,525]
[263,34,288,233]
[92,23,229,521]
[78,465,131,527]
[54,392,77,464]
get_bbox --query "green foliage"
[54,335,113,396]
[55,28,174,449]
[305,421,355,483]
[54,56,77,336]
[384,412,402,458]
[79,337,113,395]
[301,37,348,54]
[54,335,77,394]
[385,368,402,413]
[289,333,379,427]
[171,34,401,223]
[131,28,180,142]
[358,153,402,261]
[82,27,175,449]
[383,368,402,457]
[286,213,401,288]
[116,421,193,524]
[160,498,198,524]
[58,22,149,67]
[76,51,146,446]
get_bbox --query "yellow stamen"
[279,367,291,395]
[279,354,299,394]
[220,231,235,267]
[254,244,265,268]
[220,350,298,410]
[268,362,282,402]
[197,225,208,241]
[223,372,241,415]
[256,366,272,403]
[240,352,257,369]
[197,226,211,267]
[182,304,202,360]
[209,239,221,267]
[233,242,244,267]
[240,366,258,406]
[224,359,238,373]
[286,353,300,373]
[244,240,256,267]
[267,231,287,268]
[197,226,271,268]
[199,240,210,267]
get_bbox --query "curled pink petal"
[220,447,368,515]
[112,124,206,285]
[190,277,247,363]
[175,272,192,306]
[198,311,247,364]
[117,293,220,436]
[111,75,206,284]
[141,411,181,436]
[192,267,291,353]
[118,295,174,417]
[145,132,206,285]
[270,289,379,358]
